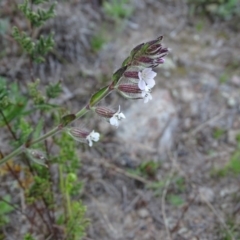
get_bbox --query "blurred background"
[1,0,240,239]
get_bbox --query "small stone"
[124,214,133,226]
[231,75,240,86]
[228,97,236,108]
[228,130,240,145]
[137,208,149,218]
[220,186,239,197]
[199,187,215,203]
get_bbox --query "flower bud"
[68,128,100,147]
[95,106,125,127]
[118,84,142,94]
[69,128,89,138]
[117,84,142,100]
[25,149,47,166]
[130,43,145,57]
[95,106,116,118]
[123,71,139,79]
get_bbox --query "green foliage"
[12,0,55,63]
[66,201,88,239]
[167,194,185,206]
[0,195,14,227]
[90,86,109,107]
[12,27,35,54]
[15,118,33,146]
[174,176,186,192]
[24,234,36,240]
[55,133,87,239]
[213,128,225,139]
[27,174,52,205]
[128,160,161,179]
[211,134,240,177]
[19,0,56,27]
[188,0,240,20]
[103,0,133,20]
[60,114,76,127]
[0,79,27,127]
[1,0,89,238]
[147,175,186,198]
[28,79,46,105]
[217,215,240,240]
[12,27,54,63]
[46,81,62,99]
[91,33,106,52]
[0,77,11,109]
[219,72,230,83]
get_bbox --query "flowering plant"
[0,36,168,163]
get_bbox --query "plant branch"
[0,85,112,165]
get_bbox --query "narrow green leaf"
[60,114,76,127]
[89,86,109,107]
[112,66,127,85]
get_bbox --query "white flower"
[138,68,156,90]
[110,106,125,127]
[142,85,153,103]
[86,130,100,147]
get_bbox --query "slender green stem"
[0,86,113,166]
[65,181,72,219]
[0,146,24,165]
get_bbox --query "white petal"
[119,112,125,119]
[92,132,100,141]
[138,79,146,90]
[148,70,157,79]
[146,78,155,88]
[144,93,152,103]
[138,71,143,81]
[88,139,93,147]
[110,117,119,127]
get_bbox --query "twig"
[187,110,226,138]
[98,158,152,185]
[170,194,196,233]
[161,169,174,240]
[200,191,236,240]
[0,110,18,140]
[161,151,180,240]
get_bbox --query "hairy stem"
[0,86,113,165]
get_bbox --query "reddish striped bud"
[68,128,100,146]
[95,106,116,118]
[118,84,142,94]
[69,128,90,140]
[124,71,139,79]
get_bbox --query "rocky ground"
[1,0,240,239]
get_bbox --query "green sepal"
[130,42,144,58]
[60,114,76,127]
[122,56,132,67]
[89,86,109,107]
[112,66,127,85]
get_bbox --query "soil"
[1,0,240,240]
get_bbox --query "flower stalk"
[0,36,168,166]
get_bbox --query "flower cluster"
[116,36,168,103]
[68,36,168,147]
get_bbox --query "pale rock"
[117,89,178,157]
[137,208,149,218]
[227,130,240,145]
[220,185,239,197]
[198,187,215,203]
